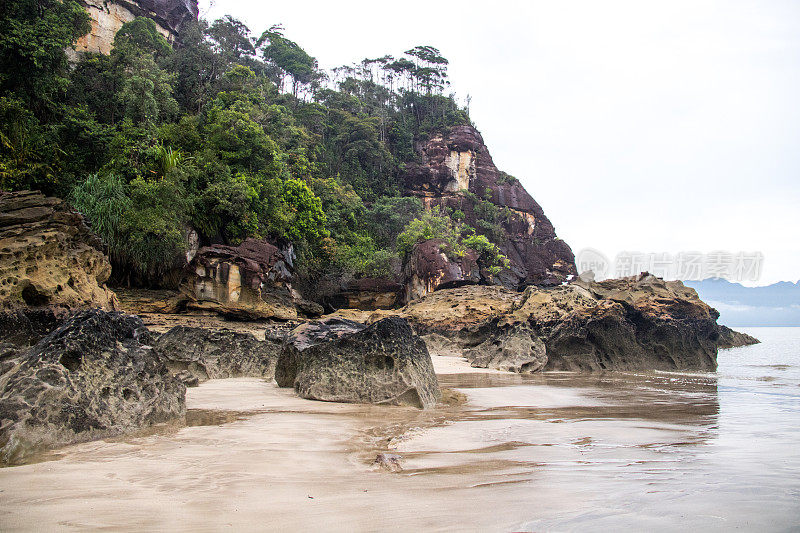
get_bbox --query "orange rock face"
[69,0,198,59]
[0,191,117,311]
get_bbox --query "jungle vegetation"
[0,2,508,286]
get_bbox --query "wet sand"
[1,338,799,531]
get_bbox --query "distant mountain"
[685,279,800,327]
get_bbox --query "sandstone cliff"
[404,125,577,289]
[70,0,198,58]
[0,191,117,311]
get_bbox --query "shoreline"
[2,340,798,531]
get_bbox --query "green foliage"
[280,177,328,243]
[123,175,189,280]
[1,8,484,286]
[70,173,128,252]
[71,172,189,284]
[0,0,90,111]
[0,96,52,190]
[398,207,510,279]
[257,26,318,97]
[113,17,172,59]
[116,53,178,124]
[396,207,461,258]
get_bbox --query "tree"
[257,26,319,99]
[207,16,256,62]
[0,0,90,114]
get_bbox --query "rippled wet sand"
[1,328,799,531]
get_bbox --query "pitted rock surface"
[386,273,741,373]
[0,190,117,311]
[153,326,283,385]
[0,309,185,465]
[276,317,441,409]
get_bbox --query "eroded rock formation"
[179,238,304,320]
[276,317,441,409]
[404,239,480,302]
[374,273,737,373]
[0,310,185,465]
[404,125,577,289]
[717,325,760,349]
[0,191,117,311]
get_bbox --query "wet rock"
[0,190,118,312]
[717,325,760,349]
[276,317,441,409]
[274,318,367,387]
[404,239,480,301]
[529,273,720,371]
[0,309,185,465]
[179,238,299,320]
[153,326,283,384]
[464,323,547,373]
[387,274,724,373]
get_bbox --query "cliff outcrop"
[178,238,323,320]
[404,125,577,289]
[70,0,198,58]
[0,191,117,311]
[357,273,739,373]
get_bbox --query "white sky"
[200,0,800,285]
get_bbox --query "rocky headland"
[0,129,759,463]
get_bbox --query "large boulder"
[276,317,441,409]
[403,125,576,288]
[404,239,480,301]
[0,190,118,311]
[153,326,283,385]
[0,310,185,465]
[179,238,301,320]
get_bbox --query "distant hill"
[685,279,800,327]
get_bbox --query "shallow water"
[0,328,798,531]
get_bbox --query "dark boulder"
[153,326,283,385]
[404,239,480,301]
[0,309,185,465]
[276,317,441,409]
[717,325,760,349]
[0,308,70,348]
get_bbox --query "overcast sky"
[200,0,800,285]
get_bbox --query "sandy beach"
[2,335,799,531]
